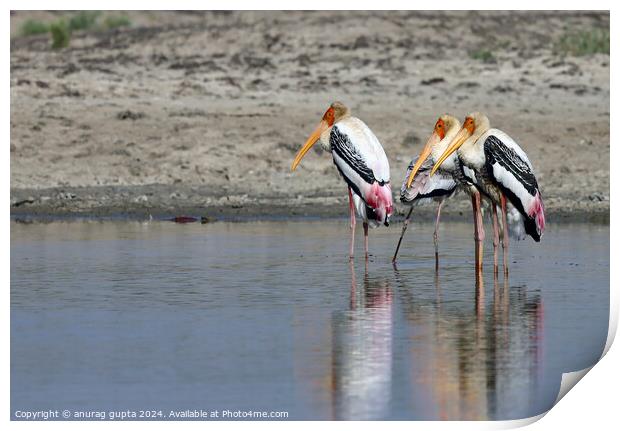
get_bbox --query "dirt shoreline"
[10,11,610,224]
[10,184,609,224]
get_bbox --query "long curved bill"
[405,132,440,188]
[430,128,471,176]
[291,120,329,171]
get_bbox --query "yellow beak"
[405,132,440,188]
[291,120,329,171]
[430,127,471,176]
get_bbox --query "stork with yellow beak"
[431,112,546,275]
[393,115,479,266]
[291,102,393,260]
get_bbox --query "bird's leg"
[476,193,485,242]
[471,194,478,266]
[500,193,509,275]
[363,222,369,260]
[492,203,500,275]
[471,191,484,275]
[392,206,414,263]
[434,200,444,271]
[348,188,356,260]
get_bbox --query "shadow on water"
[331,261,393,420]
[393,268,543,421]
[330,261,543,420]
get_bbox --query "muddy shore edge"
[10,185,609,224]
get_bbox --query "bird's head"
[405,114,460,188]
[430,112,490,176]
[291,102,351,171]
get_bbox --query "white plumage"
[291,102,393,258]
[448,116,545,242]
[393,115,465,264]
[329,118,393,228]
[331,118,391,183]
[430,112,546,274]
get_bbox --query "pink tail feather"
[529,192,546,236]
[365,182,393,226]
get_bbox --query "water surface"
[11,220,609,420]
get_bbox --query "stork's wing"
[484,133,545,241]
[400,156,457,204]
[330,119,393,226]
[484,135,539,199]
[330,125,378,186]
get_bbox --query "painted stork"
[431,112,546,274]
[393,115,463,265]
[291,102,393,259]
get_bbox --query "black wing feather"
[330,126,378,185]
[484,135,541,241]
[484,135,539,196]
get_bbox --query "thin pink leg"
[348,188,356,260]
[434,200,444,270]
[471,191,484,276]
[471,194,478,255]
[492,203,500,275]
[474,197,485,319]
[476,193,485,243]
[363,222,369,260]
[501,194,509,275]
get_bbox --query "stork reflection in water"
[330,262,393,420]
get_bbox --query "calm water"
[11,220,609,420]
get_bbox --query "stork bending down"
[292,102,393,259]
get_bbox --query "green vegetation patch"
[68,11,101,32]
[469,48,496,64]
[554,29,610,56]
[17,11,132,50]
[50,20,70,49]
[20,19,49,36]
[104,15,131,29]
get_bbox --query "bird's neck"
[471,125,489,143]
[319,115,354,151]
[319,126,333,151]
[432,125,461,169]
[459,128,488,167]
